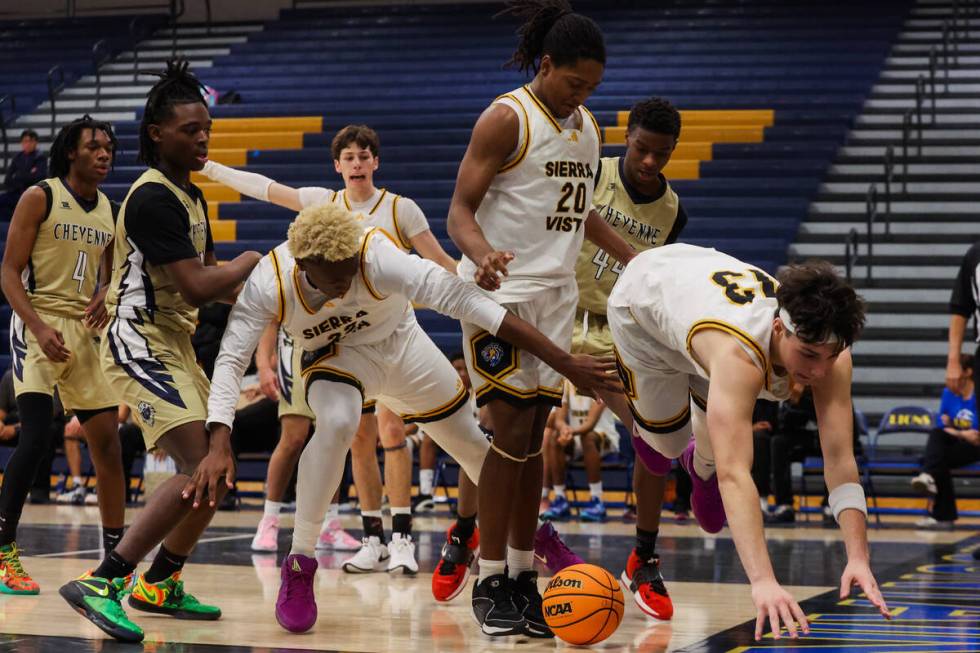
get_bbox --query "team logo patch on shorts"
[471,332,516,379]
[137,401,156,427]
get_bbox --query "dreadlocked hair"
[496,0,605,75]
[49,114,118,178]
[138,59,208,166]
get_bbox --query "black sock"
[392,512,412,538]
[0,394,57,539]
[145,545,188,583]
[94,549,136,581]
[636,527,658,561]
[454,513,477,541]
[0,512,20,547]
[362,514,385,543]
[102,527,124,554]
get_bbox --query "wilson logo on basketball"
[546,576,583,591]
[545,602,573,617]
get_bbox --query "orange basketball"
[542,563,625,645]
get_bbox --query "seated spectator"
[55,415,92,505]
[0,369,65,504]
[765,385,818,524]
[0,130,46,219]
[747,399,779,514]
[911,353,980,529]
[541,383,619,523]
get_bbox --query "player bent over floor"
[206,203,619,634]
[607,243,890,640]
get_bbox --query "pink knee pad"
[632,425,673,476]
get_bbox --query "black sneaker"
[472,573,524,636]
[511,570,553,638]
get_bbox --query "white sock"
[478,558,506,583]
[73,476,84,489]
[759,497,769,513]
[289,517,320,557]
[554,484,566,499]
[264,500,285,517]
[692,447,716,481]
[507,547,534,579]
[541,487,550,500]
[589,481,603,499]
[420,469,434,496]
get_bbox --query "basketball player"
[248,322,360,554]
[534,97,688,622]
[448,1,634,637]
[0,116,127,593]
[202,124,459,574]
[205,203,619,634]
[58,61,263,643]
[608,244,890,639]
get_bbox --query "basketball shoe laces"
[1,545,28,577]
[437,533,467,576]
[634,557,667,596]
[284,564,314,600]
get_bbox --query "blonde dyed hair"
[287,202,364,261]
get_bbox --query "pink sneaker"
[678,438,726,534]
[533,522,585,574]
[251,515,280,552]
[316,518,361,551]
[632,424,672,476]
[276,554,318,633]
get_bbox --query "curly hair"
[139,59,208,166]
[776,260,866,351]
[628,97,681,140]
[49,114,117,178]
[331,124,380,160]
[496,0,605,75]
[287,202,364,262]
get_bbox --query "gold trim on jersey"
[538,385,564,401]
[497,93,531,174]
[342,188,388,217]
[686,319,771,392]
[400,383,469,424]
[581,105,602,147]
[269,250,285,323]
[359,227,387,301]
[523,85,564,134]
[390,195,413,250]
[292,265,323,315]
[630,398,691,435]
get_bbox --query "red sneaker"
[431,524,479,602]
[620,548,673,621]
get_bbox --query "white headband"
[778,308,839,345]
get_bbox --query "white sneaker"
[316,518,361,551]
[342,536,389,573]
[911,472,937,496]
[915,516,954,530]
[251,514,280,552]
[387,533,419,575]
[57,485,88,505]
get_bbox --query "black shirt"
[123,182,214,265]
[950,241,980,342]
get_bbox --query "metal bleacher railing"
[0,94,15,170]
[847,3,972,284]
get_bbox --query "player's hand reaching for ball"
[751,579,810,640]
[560,355,622,398]
[475,250,514,291]
[840,560,890,620]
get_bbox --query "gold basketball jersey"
[24,177,114,318]
[576,157,681,315]
[108,168,210,333]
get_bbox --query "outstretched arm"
[200,160,332,212]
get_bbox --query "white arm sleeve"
[394,196,430,243]
[368,234,506,334]
[298,186,334,209]
[206,255,281,431]
[200,160,275,201]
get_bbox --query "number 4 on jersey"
[592,249,624,281]
[72,251,88,293]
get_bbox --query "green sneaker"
[128,571,221,620]
[59,571,143,643]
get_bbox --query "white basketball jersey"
[298,186,429,253]
[566,383,617,437]
[457,85,602,302]
[609,244,791,402]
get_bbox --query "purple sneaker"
[533,522,585,574]
[679,438,726,534]
[276,554,318,633]
[632,424,672,476]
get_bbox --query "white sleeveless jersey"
[457,85,602,302]
[566,383,618,437]
[609,244,791,402]
[298,186,429,253]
